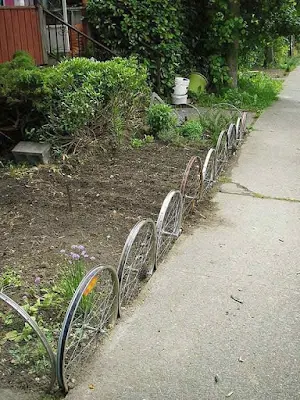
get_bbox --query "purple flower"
[71,244,85,251]
[70,252,80,260]
[60,249,66,254]
[81,250,86,256]
[90,256,96,261]
[34,276,41,285]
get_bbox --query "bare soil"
[0,143,209,286]
[0,142,212,397]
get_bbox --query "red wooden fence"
[0,7,44,64]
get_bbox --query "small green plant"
[144,135,154,144]
[198,110,234,147]
[7,163,34,179]
[0,267,22,291]
[180,120,204,140]
[157,128,180,144]
[147,104,178,137]
[0,244,96,379]
[130,135,154,148]
[130,138,144,148]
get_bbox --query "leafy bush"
[223,72,283,111]
[180,120,203,140]
[194,71,283,112]
[86,0,183,92]
[0,53,150,155]
[199,111,235,147]
[147,104,177,137]
[280,55,300,72]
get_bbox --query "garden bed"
[0,142,211,394]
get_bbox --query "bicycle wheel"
[118,219,156,312]
[215,131,228,175]
[202,148,216,197]
[236,117,242,145]
[0,292,56,392]
[156,190,183,264]
[241,111,248,137]
[57,266,119,393]
[180,156,203,218]
[227,123,237,155]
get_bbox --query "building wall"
[0,6,44,64]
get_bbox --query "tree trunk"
[226,0,240,88]
[263,45,274,68]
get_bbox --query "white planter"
[173,85,188,96]
[172,94,188,105]
[175,77,190,87]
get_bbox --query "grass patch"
[194,71,283,113]
[280,55,300,73]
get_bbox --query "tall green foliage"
[0,53,150,153]
[86,0,183,92]
[181,0,300,88]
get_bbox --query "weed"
[144,135,154,144]
[130,135,154,148]
[195,71,283,112]
[180,120,204,140]
[198,110,234,147]
[0,244,96,381]
[130,138,144,148]
[147,104,178,137]
[218,175,232,183]
[0,267,22,291]
[7,163,34,179]
[280,55,300,72]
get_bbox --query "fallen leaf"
[89,384,95,390]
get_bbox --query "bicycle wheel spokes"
[215,131,228,176]
[57,266,119,393]
[227,123,237,156]
[180,156,203,218]
[118,219,156,310]
[0,293,56,392]
[236,117,242,145]
[156,190,183,264]
[241,111,248,137]
[202,148,216,197]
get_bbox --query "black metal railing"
[42,7,116,61]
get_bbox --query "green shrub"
[198,111,234,147]
[86,0,183,92]
[147,104,177,137]
[223,72,283,111]
[0,55,150,154]
[280,55,300,72]
[194,71,283,112]
[180,120,203,140]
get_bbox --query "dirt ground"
[0,143,210,289]
[0,142,214,395]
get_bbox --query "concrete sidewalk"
[67,69,300,400]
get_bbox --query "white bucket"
[172,94,188,105]
[173,85,188,96]
[175,77,190,87]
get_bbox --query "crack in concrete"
[219,181,300,203]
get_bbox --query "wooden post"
[37,4,48,64]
